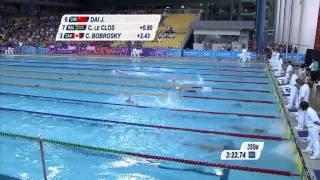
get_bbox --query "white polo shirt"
[290,74,298,87]
[286,64,293,74]
[278,58,283,66]
[305,107,320,128]
[299,84,310,102]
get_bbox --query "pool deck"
[270,64,320,180]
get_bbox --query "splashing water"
[47,166,63,180]
[214,169,224,176]
[154,91,179,108]
[197,75,204,85]
[201,86,212,92]
[129,72,148,76]
[19,173,29,180]
[170,75,204,86]
[111,157,160,168]
[133,66,143,71]
[111,157,138,168]
[159,68,174,72]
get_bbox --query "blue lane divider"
[0,107,286,141]
[0,63,269,76]
[0,92,278,119]
[0,67,269,80]
[0,73,271,87]
[0,107,172,127]
[0,92,153,109]
[0,60,267,71]
[0,92,275,115]
[1,59,264,68]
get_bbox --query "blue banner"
[21,46,35,54]
[146,48,182,57]
[182,50,211,58]
[215,50,235,59]
[183,50,257,60]
[36,47,50,54]
[280,53,305,64]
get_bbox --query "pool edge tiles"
[265,63,306,179]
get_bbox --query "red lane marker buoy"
[124,152,299,176]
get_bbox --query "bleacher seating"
[143,14,198,49]
[110,13,198,49]
[1,9,199,49]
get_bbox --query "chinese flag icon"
[77,16,88,22]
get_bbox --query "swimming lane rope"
[0,60,267,70]
[0,81,277,108]
[0,106,285,141]
[0,67,192,81]
[0,67,268,80]
[0,63,267,76]
[0,73,272,93]
[0,131,299,176]
[0,85,279,118]
[0,73,271,91]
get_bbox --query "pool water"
[0,55,300,180]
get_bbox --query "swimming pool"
[0,55,300,180]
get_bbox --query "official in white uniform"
[287,71,298,109]
[271,51,279,70]
[295,79,310,130]
[270,51,276,67]
[284,61,293,84]
[240,48,248,63]
[300,102,320,160]
[276,57,283,77]
[273,52,280,70]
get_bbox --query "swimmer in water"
[112,70,119,74]
[231,126,266,134]
[232,103,242,107]
[184,141,236,153]
[126,96,135,104]
[176,86,201,93]
[167,79,177,84]
[112,70,126,75]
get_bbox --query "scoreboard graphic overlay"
[56,15,161,41]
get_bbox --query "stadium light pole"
[230,0,234,21]
[256,0,260,41]
[29,0,35,22]
[257,0,266,55]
